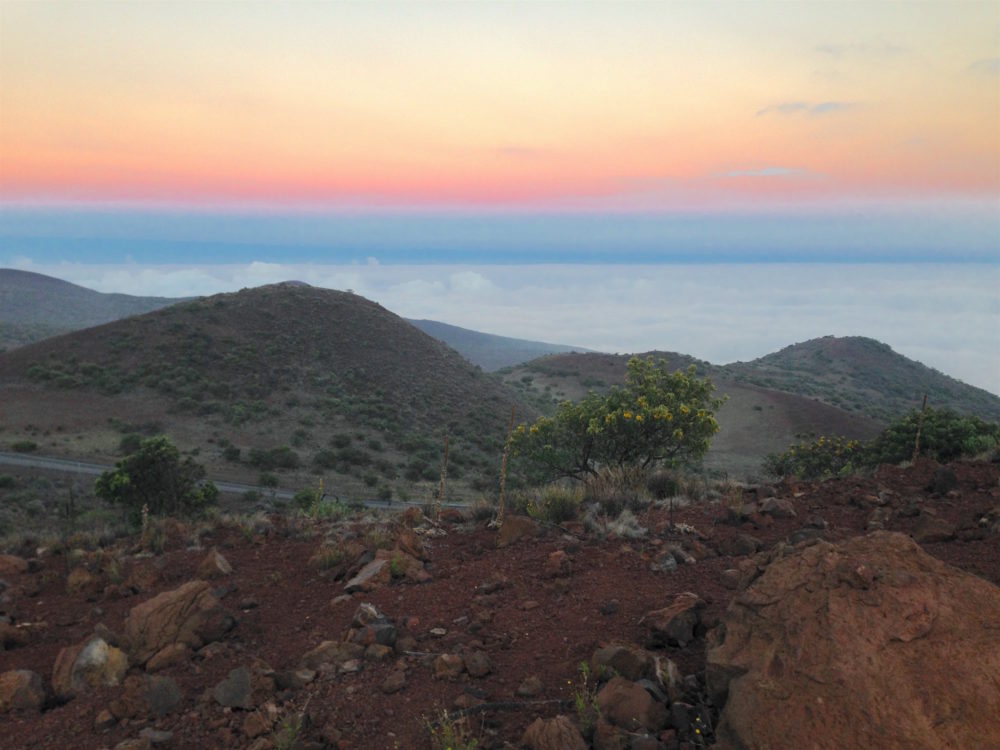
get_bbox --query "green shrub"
[10,441,37,453]
[763,436,864,480]
[258,472,279,488]
[764,408,1000,479]
[865,408,1000,465]
[119,433,143,455]
[0,475,15,489]
[512,359,723,483]
[222,445,241,462]
[94,436,217,521]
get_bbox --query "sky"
[1,1,998,392]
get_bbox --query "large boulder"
[123,580,234,665]
[706,531,1000,750]
[52,636,129,700]
[596,676,667,732]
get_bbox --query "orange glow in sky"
[1,1,998,212]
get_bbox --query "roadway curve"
[0,451,462,510]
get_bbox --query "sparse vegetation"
[569,661,602,737]
[424,709,479,750]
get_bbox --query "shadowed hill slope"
[0,284,537,498]
[406,318,592,371]
[0,268,181,350]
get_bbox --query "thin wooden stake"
[435,435,450,525]
[912,393,928,461]
[496,405,516,542]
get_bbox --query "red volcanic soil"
[1,458,998,749]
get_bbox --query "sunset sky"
[0,1,998,390]
[3,1,997,213]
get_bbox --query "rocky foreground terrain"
[1,457,999,750]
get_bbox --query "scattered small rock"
[522,714,587,750]
[516,675,543,697]
[381,670,407,694]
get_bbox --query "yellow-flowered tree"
[511,358,724,482]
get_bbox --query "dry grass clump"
[583,507,648,539]
[308,543,345,571]
[526,485,583,524]
[584,466,648,516]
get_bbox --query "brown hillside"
[725,335,1000,422]
[0,284,537,500]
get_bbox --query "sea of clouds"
[6,259,999,395]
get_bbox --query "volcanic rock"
[642,592,706,648]
[596,676,667,731]
[196,548,233,579]
[706,531,1000,749]
[521,715,587,750]
[496,515,541,547]
[52,637,128,700]
[0,670,45,713]
[123,580,234,665]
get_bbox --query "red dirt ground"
[1,457,998,749]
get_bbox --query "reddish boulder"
[497,515,541,547]
[590,643,650,681]
[596,676,667,732]
[123,580,234,665]
[707,531,1000,750]
[642,592,706,647]
[0,670,45,713]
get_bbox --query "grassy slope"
[0,284,537,500]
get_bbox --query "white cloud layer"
[9,259,1000,395]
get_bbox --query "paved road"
[0,451,462,510]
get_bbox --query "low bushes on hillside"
[247,446,301,471]
[764,407,1000,480]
